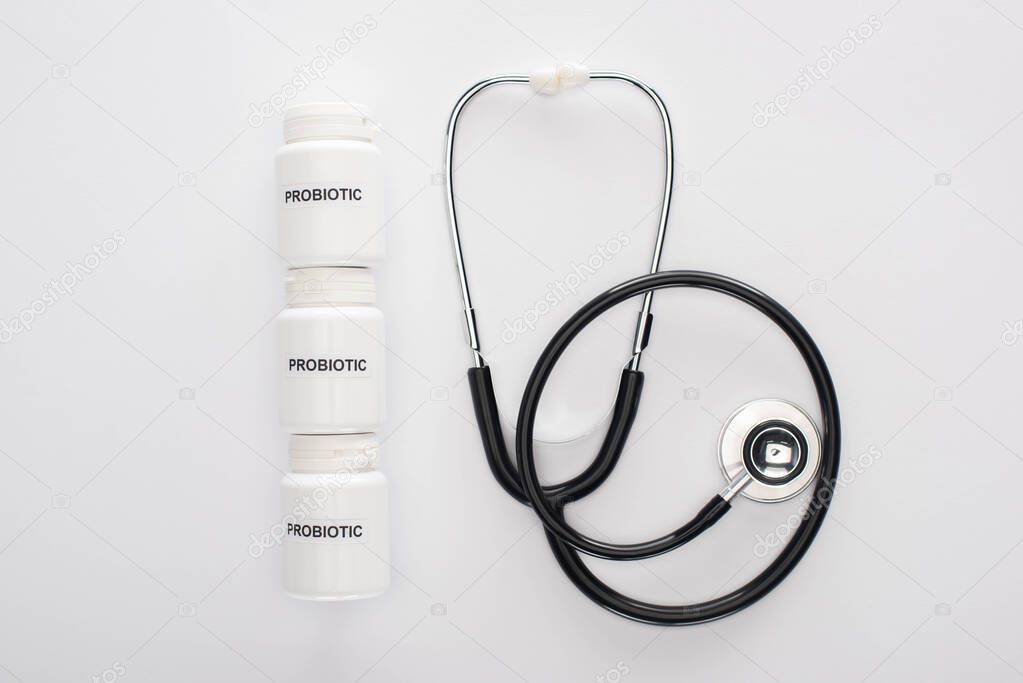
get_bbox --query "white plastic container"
[277,102,384,267]
[281,433,390,600]
[279,267,385,433]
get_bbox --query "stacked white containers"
[276,102,389,600]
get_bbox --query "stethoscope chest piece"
[718,399,822,503]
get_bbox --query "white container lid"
[283,102,375,143]
[285,267,376,306]
[289,433,379,473]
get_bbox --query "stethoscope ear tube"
[446,71,674,374]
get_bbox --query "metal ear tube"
[445,66,674,374]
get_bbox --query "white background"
[1,1,1022,681]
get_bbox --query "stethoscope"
[444,65,841,625]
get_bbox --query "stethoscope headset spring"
[444,66,841,625]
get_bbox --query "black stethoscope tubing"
[468,269,840,625]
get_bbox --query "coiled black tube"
[467,270,840,625]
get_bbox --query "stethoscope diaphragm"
[718,399,822,503]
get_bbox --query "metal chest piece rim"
[718,398,822,503]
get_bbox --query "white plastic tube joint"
[528,62,590,95]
